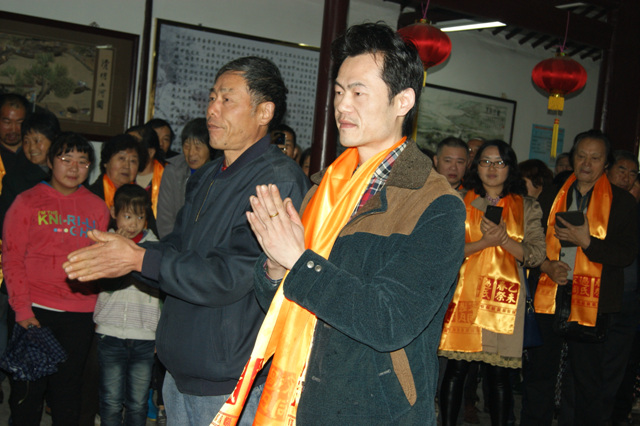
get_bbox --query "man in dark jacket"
[238,23,466,425]
[63,57,309,425]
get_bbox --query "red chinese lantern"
[532,52,587,158]
[398,18,452,141]
[398,19,452,72]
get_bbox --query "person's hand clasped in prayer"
[62,230,146,281]
[246,184,306,280]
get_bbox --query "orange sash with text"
[439,191,524,352]
[211,137,407,426]
[534,173,610,326]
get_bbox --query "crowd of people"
[0,21,637,426]
[429,132,640,425]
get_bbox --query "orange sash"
[102,174,118,210]
[212,137,407,426]
[534,173,610,326]
[150,160,164,217]
[0,153,6,195]
[439,191,524,352]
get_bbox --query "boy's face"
[113,207,146,239]
[48,149,90,195]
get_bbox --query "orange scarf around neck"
[150,160,165,217]
[534,173,611,326]
[212,137,407,426]
[439,191,524,352]
[102,174,118,209]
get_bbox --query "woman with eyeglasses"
[438,140,546,426]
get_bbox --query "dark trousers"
[9,308,94,426]
[520,313,563,426]
[613,329,640,423]
[521,310,628,426]
[440,359,512,426]
[602,295,640,423]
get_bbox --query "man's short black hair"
[331,22,424,137]
[214,56,288,132]
[146,118,175,143]
[436,137,469,157]
[0,93,31,113]
[21,109,60,142]
[611,150,639,170]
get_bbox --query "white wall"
[426,30,600,162]
[3,0,600,163]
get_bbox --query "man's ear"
[396,88,416,118]
[256,102,275,127]
[109,206,117,220]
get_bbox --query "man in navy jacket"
[64,56,309,425]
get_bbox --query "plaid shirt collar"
[353,140,408,215]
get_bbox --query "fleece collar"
[310,140,432,190]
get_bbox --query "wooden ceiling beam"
[505,28,522,40]
[531,35,551,48]
[548,0,619,8]
[394,0,612,49]
[518,32,538,45]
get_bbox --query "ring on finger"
[269,212,279,218]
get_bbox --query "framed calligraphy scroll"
[151,19,320,152]
[416,83,517,152]
[0,12,139,141]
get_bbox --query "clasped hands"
[480,216,510,248]
[247,184,306,280]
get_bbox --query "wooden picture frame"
[0,12,139,141]
[416,83,517,152]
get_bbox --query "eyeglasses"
[478,159,507,169]
[57,156,91,169]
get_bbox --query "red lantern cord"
[421,0,430,20]
[561,12,570,52]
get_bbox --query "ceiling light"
[439,21,506,32]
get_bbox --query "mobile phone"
[485,205,503,224]
[556,211,585,247]
[555,211,585,228]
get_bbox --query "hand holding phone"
[485,205,503,225]
[555,211,587,248]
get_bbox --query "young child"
[3,132,110,425]
[93,184,160,426]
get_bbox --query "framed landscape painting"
[416,83,517,153]
[0,12,139,141]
